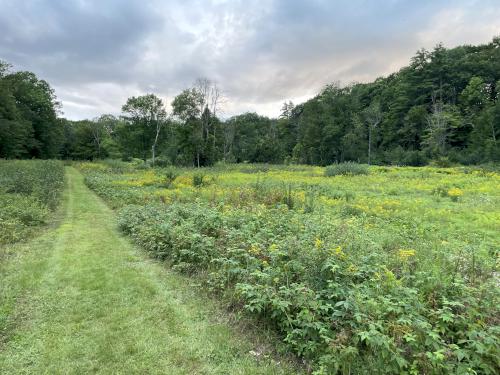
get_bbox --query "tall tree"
[363,101,382,165]
[0,63,62,159]
[121,94,167,164]
[172,78,223,167]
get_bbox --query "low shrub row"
[0,160,64,244]
[325,162,369,177]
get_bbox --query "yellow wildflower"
[398,249,416,260]
[447,188,463,201]
[315,238,323,249]
[248,245,260,255]
[330,246,346,259]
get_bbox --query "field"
[77,161,499,374]
[0,160,64,245]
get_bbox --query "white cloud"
[0,0,498,120]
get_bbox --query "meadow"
[0,160,64,245]
[78,160,500,374]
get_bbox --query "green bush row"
[117,203,499,374]
[325,162,369,177]
[0,160,64,244]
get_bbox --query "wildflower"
[269,244,278,252]
[248,245,260,255]
[330,245,346,259]
[447,188,463,201]
[315,238,323,249]
[398,249,416,260]
[347,264,357,273]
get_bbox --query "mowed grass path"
[0,168,296,374]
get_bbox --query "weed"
[325,162,369,176]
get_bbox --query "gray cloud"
[0,0,498,119]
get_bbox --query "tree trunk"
[368,127,372,165]
[151,122,161,166]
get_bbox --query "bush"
[325,162,369,177]
[0,160,64,210]
[100,159,130,173]
[163,168,179,188]
[0,160,64,244]
[192,173,205,187]
[152,157,171,168]
[429,157,454,168]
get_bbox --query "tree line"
[1,37,499,166]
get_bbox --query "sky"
[0,0,499,120]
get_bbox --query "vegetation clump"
[325,162,369,176]
[192,173,205,187]
[163,168,178,188]
[0,160,64,244]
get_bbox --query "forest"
[1,37,499,166]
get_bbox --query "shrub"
[152,157,171,168]
[429,157,454,168]
[100,159,129,173]
[0,160,64,210]
[163,168,178,188]
[0,160,64,244]
[192,173,205,187]
[324,162,369,177]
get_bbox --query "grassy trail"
[0,167,296,374]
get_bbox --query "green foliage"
[0,167,299,374]
[325,162,369,176]
[3,37,500,165]
[429,157,454,168]
[163,168,178,188]
[0,160,64,244]
[192,172,205,187]
[116,201,499,374]
[0,65,62,159]
[81,161,500,373]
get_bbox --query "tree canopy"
[1,37,499,164]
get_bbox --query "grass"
[0,167,300,374]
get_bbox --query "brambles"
[0,160,64,244]
[80,162,500,374]
[325,162,369,176]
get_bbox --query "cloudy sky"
[1,0,499,120]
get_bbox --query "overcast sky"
[1,0,499,120]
